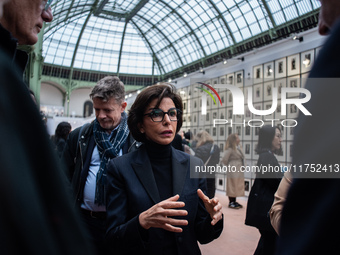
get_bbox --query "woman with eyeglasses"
[245,125,283,255]
[106,83,223,255]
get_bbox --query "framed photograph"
[227,107,233,119]
[228,127,233,136]
[251,103,262,120]
[301,49,315,74]
[264,102,275,120]
[287,54,300,76]
[234,114,243,124]
[234,125,242,136]
[216,174,225,191]
[274,99,286,120]
[218,75,227,89]
[235,70,244,87]
[275,57,287,79]
[193,113,197,125]
[226,73,235,86]
[212,78,218,85]
[218,108,226,120]
[264,81,275,101]
[253,84,263,103]
[212,127,217,138]
[244,179,251,196]
[219,143,224,153]
[244,126,251,139]
[226,90,234,108]
[243,86,250,103]
[253,65,263,84]
[287,75,301,98]
[219,126,225,138]
[287,99,299,119]
[244,105,252,120]
[264,61,274,81]
[275,78,286,99]
[244,142,252,159]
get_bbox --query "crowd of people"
[1,0,340,254]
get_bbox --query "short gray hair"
[90,76,125,103]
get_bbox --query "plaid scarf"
[93,112,129,205]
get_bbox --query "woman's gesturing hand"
[197,189,223,225]
[139,194,188,232]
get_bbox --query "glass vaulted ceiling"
[43,0,321,76]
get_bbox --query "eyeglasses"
[143,108,181,122]
[43,0,53,11]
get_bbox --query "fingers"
[197,190,223,225]
[161,195,186,210]
[211,210,223,226]
[163,223,185,233]
[166,194,180,202]
[197,189,210,203]
[163,209,188,217]
[213,199,222,212]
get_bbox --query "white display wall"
[174,28,326,192]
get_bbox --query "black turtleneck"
[144,140,177,255]
[145,140,173,201]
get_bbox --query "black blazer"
[106,145,223,255]
[245,151,282,232]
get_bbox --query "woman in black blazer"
[106,83,223,255]
[245,125,283,255]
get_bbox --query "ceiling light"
[199,67,205,75]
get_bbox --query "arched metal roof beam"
[134,14,185,67]
[157,0,207,60]
[130,19,165,76]
[206,0,236,45]
[126,0,149,21]
[68,1,99,81]
[116,21,128,76]
[65,0,76,20]
[44,13,89,39]
[260,0,277,35]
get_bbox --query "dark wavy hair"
[55,122,72,142]
[128,83,183,143]
[255,125,281,155]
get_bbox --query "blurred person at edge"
[53,121,72,158]
[245,126,283,255]
[276,1,340,254]
[194,130,221,199]
[221,133,245,209]
[105,84,223,255]
[0,0,94,254]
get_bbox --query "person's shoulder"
[173,147,201,162]
[112,148,140,164]
[258,150,274,160]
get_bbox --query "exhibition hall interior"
[27,0,322,193]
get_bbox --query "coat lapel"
[132,147,161,204]
[172,148,189,196]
